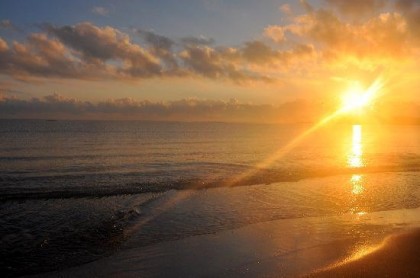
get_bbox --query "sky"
[0,0,419,122]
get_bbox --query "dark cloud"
[0,94,326,122]
[179,45,269,82]
[180,36,215,46]
[135,29,179,70]
[5,93,412,123]
[135,30,219,72]
[241,41,279,64]
[45,22,166,78]
[240,40,314,66]
[136,29,174,50]
[1,93,417,123]
[45,22,162,78]
[180,45,225,78]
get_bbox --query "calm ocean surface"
[0,120,419,276]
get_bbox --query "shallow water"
[0,120,419,276]
[38,203,420,278]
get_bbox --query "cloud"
[46,22,159,66]
[0,22,275,82]
[279,4,292,15]
[180,36,215,46]
[92,6,109,16]
[325,0,387,16]
[0,33,92,79]
[241,41,280,64]
[0,94,328,122]
[45,22,164,78]
[395,0,420,41]
[136,29,174,50]
[0,37,8,51]
[0,19,13,29]
[0,19,20,33]
[135,29,179,70]
[2,93,417,123]
[135,29,215,48]
[264,25,286,43]
[1,0,419,86]
[179,45,252,81]
[266,5,416,64]
[239,40,314,68]
[300,0,314,12]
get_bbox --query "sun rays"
[341,78,385,113]
[123,76,386,234]
[224,77,386,187]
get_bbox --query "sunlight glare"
[342,82,369,111]
[351,174,364,195]
[340,78,384,113]
[348,125,364,168]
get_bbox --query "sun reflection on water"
[348,125,367,214]
[348,125,364,168]
[348,125,365,197]
[351,174,364,195]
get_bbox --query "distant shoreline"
[0,118,419,125]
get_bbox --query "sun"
[341,82,371,112]
[340,78,383,113]
[342,84,369,111]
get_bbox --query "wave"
[1,162,418,201]
[0,192,160,277]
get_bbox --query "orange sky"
[0,0,419,122]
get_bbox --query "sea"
[0,119,419,276]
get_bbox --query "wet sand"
[307,228,420,278]
[33,207,420,278]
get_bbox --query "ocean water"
[0,120,419,276]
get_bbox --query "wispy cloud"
[91,6,109,16]
[0,19,13,29]
[0,19,20,32]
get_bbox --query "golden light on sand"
[319,240,387,272]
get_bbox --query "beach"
[33,194,420,277]
[1,0,420,276]
[308,228,420,278]
[1,121,419,277]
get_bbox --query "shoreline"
[307,228,420,277]
[33,207,420,278]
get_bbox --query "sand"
[31,207,420,278]
[307,228,420,278]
